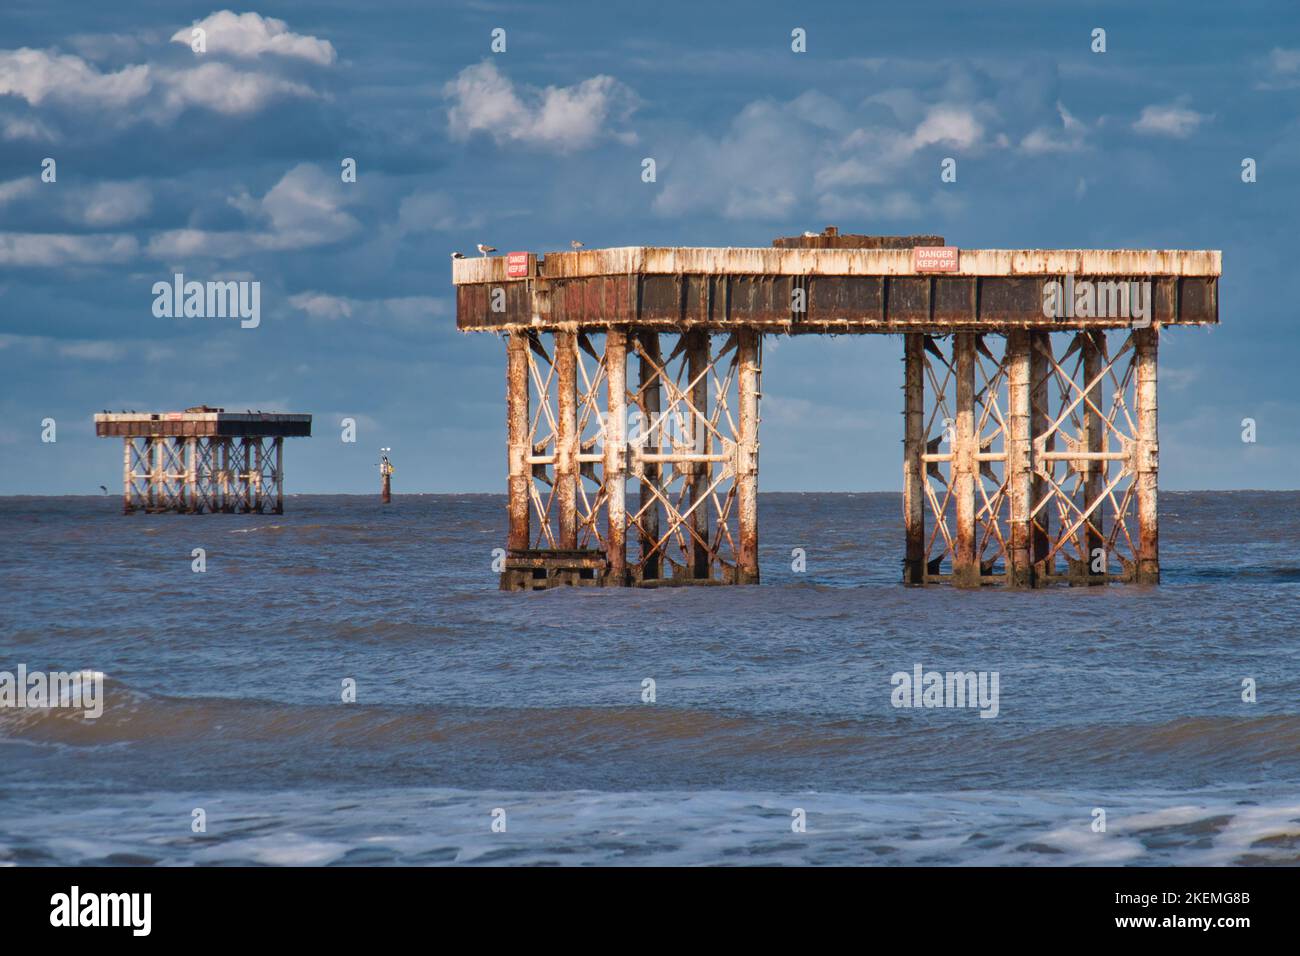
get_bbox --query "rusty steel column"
[902,333,925,585]
[505,332,531,553]
[185,437,198,513]
[1134,326,1159,584]
[554,330,579,550]
[219,439,231,512]
[1080,331,1106,583]
[1006,330,1034,588]
[122,437,133,514]
[150,436,164,511]
[604,328,628,583]
[274,437,284,514]
[242,438,252,513]
[736,329,760,584]
[638,331,662,581]
[686,329,711,579]
[253,439,265,513]
[1029,331,1053,583]
[952,333,979,588]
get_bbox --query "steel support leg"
[952,333,979,587]
[902,333,925,585]
[1135,326,1159,584]
[1006,330,1034,588]
[604,329,628,584]
[506,332,530,554]
[555,330,579,551]
[1030,331,1053,583]
[737,329,760,584]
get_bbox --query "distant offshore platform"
[95,406,311,514]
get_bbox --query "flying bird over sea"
[570,241,585,249]
[477,244,496,256]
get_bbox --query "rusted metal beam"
[506,332,530,552]
[772,229,946,250]
[1029,331,1053,583]
[275,437,284,514]
[219,439,231,512]
[454,248,1220,333]
[185,437,198,512]
[604,329,628,584]
[122,438,132,514]
[902,333,925,585]
[94,411,311,438]
[554,330,579,550]
[736,329,760,584]
[1135,327,1159,584]
[240,439,251,513]
[952,333,979,588]
[685,330,710,579]
[1006,330,1034,588]
[151,437,163,511]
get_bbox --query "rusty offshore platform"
[95,406,312,513]
[454,228,1220,591]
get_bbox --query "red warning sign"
[913,246,960,273]
[506,252,532,278]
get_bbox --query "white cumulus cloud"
[289,291,354,320]
[1133,104,1210,138]
[444,60,637,152]
[0,176,36,205]
[171,11,336,65]
[652,90,995,222]
[79,181,152,227]
[1,115,58,141]
[289,292,446,329]
[0,48,150,107]
[148,164,358,259]
[909,105,984,150]
[160,61,316,117]
[0,232,139,267]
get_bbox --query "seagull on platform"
[477,243,496,256]
[570,240,585,250]
[450,251,466,259]
[803,231,818,238]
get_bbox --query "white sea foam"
[1,786,1296,866]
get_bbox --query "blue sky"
[0,0,1296,493]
